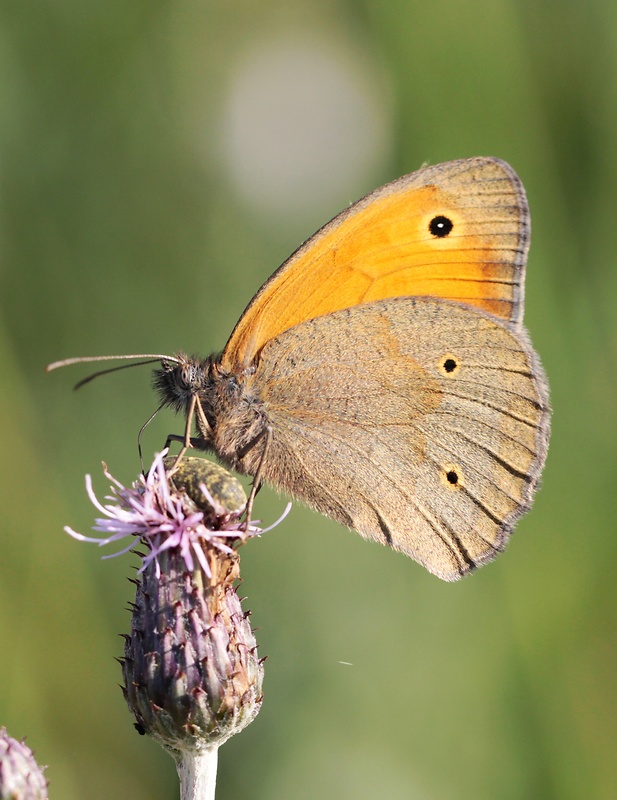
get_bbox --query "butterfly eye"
[429,215,453,238]
[178,365,194,391]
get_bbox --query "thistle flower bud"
[121,457,264,752]
[0,728,48,800]
[66,451,290,797]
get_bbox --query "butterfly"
[52,157,550,581]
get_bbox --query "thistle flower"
[68,452,288,799]
[65,450,259,578]
[0,728,47,800]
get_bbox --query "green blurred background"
[1,2,616,798]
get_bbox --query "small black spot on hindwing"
[443,357,457,373]
[438,353,460,377]
[441,463,464,490]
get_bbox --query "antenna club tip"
[46,360,66,372]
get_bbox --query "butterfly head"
[152,353,216,414]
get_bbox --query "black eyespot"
[429,215,453,238]
[438,354,459,376]
[443,357,457,373]
[441,462,463,489]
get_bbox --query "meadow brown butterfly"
[53,157,550,581]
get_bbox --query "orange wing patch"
[222,157,529,371]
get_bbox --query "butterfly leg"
[242,425,273,534]
[165,394,212,473]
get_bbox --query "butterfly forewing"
[222,157,529,372]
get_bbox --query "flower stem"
[176,747,219,800]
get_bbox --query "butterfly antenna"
[46,353,182,391]
[72,360,162,390]
[47,353,181,371]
